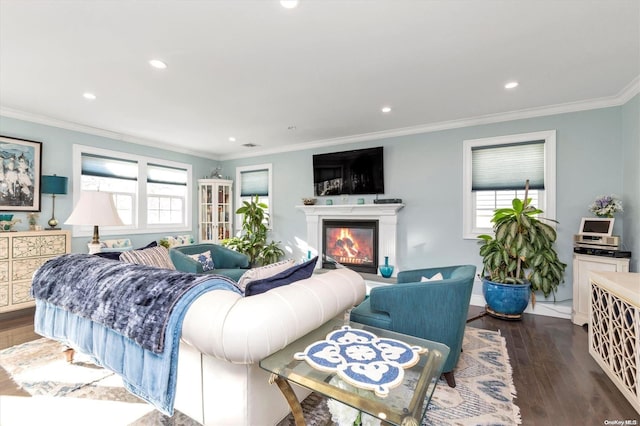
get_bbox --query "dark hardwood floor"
[0,306,638,425]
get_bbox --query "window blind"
[147,163,187,186]
[81,154,138,181]
[240,169,269,196]
[471,140,545,191]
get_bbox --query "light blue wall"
[622,94,639,271]
[2,98,635,302]
[0,115,216,252]
[222,104,631,303]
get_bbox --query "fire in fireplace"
[322,219,378,274]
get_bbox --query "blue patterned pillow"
[244,257,317,296]
[188,251,215,272]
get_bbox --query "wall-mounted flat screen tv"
[313,147,384,196]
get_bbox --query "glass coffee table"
[260,315,449,426]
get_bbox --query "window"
[236,164,272,229]
[72,145,192,237]
[462,131,556,238]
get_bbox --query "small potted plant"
[589,194,623,218]
[478,181,567,319]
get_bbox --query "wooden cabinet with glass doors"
[198,179,233,243]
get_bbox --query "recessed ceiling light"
[228,137,236,142]
[280,0,298,8]
[381,106,392,113]
[83,92,96,100]
[505,81,519,89]
[149,59,167,69]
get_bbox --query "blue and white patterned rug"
[280,326,522,426]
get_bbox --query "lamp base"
[87,242,101,254]
[45,227,61,231]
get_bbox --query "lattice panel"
[0,237,8,260]
[590,283,610,360]
[611,297,638,398]
[12,235,68,258]
[591,280,640,411]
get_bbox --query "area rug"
[0,327,520,425]
[278,327,522,426]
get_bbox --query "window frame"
[71,144,192,238]
[462,130,556,239]
[235,163,273,231]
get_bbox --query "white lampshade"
[65,190,124,253]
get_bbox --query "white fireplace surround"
[296,204,404,275]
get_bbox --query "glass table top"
[260,316,450,425]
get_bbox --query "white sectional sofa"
[175,267,366,425]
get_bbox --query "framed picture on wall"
[0,136,42,211]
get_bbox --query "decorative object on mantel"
[65,190,124,254]
[589,194,623,218]
[41,174,68,230]
[302,197,316,205]
[379,255,394,278]
[0,214,20,231]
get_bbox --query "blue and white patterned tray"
[294,326,426,397]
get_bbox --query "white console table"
[589,271,640,414]
[572,253,630,326]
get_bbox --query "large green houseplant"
[222,195,284,266]
[478,182,566,318]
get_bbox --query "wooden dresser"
[589,271,640,414]
[0,230,71,313]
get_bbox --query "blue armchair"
[169,244,250,282]
[350,264,476,387]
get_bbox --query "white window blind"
[240,169,269,196]
[471,141,545,191]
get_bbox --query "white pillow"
[421,272,444,282]
[237,259,296,292]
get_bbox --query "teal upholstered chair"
[350,264,476,387]
[169,244,250,282]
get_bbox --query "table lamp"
[65,190,124,254]
[41,175,68,230]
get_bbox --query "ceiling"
[0,1,638,160]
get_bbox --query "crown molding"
[2,75,638,162]
[220,77,640,160]
[0,106,221,161]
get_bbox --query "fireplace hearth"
[322,219,378,274]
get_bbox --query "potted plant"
[222,195,285,266]
[478,181,566,319]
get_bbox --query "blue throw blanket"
[31,253,241,415]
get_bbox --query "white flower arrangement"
[589,194,623,218]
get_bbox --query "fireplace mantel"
[296,204,404,216]
[296,203,404,275]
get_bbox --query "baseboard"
[470,294,572,320]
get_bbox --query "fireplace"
[322,219,378,273]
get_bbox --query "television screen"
[313,147,384,196]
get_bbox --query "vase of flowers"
[589,194,623,218]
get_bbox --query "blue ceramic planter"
[482,278,530,317]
